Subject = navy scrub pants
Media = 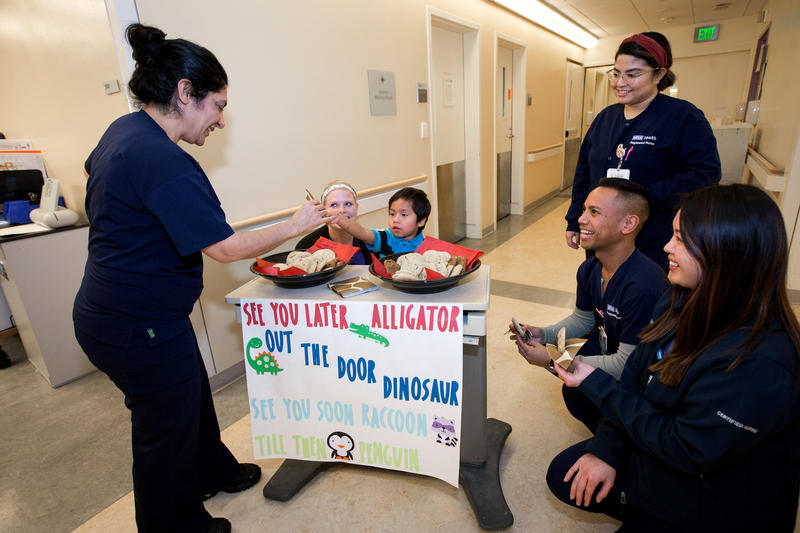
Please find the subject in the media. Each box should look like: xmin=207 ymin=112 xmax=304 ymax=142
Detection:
xmin=75 ymin=325 xmax=240 ymax=532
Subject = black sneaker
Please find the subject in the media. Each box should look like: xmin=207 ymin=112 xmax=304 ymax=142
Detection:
xmin=202 ymin=463 xmax=261 ymax=501
xmin=204 ymin=517 xmax=231 ymax=533
xmin=0 ymin=349 xmax=11 ymax=370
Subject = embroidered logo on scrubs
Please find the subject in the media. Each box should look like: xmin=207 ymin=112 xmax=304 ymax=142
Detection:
xmin=606 ymin=304 xmax=622 ymax=320
xmin=629 ymin=134 xmax=657 ymax=146
xmin=245 ymin=337 xmax=284 ymax=375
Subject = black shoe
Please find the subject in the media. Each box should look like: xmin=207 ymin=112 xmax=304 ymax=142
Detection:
xmin=204 ymin=517 xmax=231 ymax=533
xmin=202 ymin=463 xmax=261 ymax=501
xmin=0 ymin=349 xmax=11 ymax=370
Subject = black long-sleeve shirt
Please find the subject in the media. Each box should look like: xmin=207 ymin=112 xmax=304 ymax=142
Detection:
xmin=580 ymin=315 xmax=800 ymax=532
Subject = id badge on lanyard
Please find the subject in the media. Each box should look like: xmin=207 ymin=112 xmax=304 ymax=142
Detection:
xmin=607 ymin=143 xmax=633 ymax=179
xmin=595 ymin=306 xmax=608 ymax=355
xmin=599 ymin=324 xmax=608 ymax=355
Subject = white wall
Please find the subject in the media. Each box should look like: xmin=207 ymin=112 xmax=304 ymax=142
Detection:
xmin=584 ymin=15 xmax=763 ymax=67
xmin=135 ymin=0 xmax=434 ymax=223
xmin=0 ymin=0 xmax=130 ymax=214
xmin=671 ymin=50 xmax=750 ymax=122
xmin=747 ymin=0 xmax=800 ymax=291
xmin=582 ymin=16 xmax=764 ymax=122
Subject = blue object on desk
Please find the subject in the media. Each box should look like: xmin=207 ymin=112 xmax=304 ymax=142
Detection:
xmin=3 ymin=196 xmax=65 ymax=224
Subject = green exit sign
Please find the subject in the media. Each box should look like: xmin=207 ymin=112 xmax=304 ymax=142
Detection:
xmin=694 ymin=25 xmax=720 ymax=42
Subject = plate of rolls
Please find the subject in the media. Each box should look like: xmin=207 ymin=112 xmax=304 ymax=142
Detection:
xmin=369 ymin=250 xmax=481 ymax=293
xmin=250 ymin=249 xmax=348 ymax=288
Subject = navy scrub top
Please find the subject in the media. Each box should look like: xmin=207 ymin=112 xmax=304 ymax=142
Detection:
xmin=566 ymin=93 xmax=720 ymax=266
xmin=574 ymin=249 xmax=667 ymax=357
xmin=74 ymin=110 xmax=233 ymax=348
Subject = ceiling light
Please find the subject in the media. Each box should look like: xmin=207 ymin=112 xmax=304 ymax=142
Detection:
xmin=493 ymin=0 xmax=598 ymax=49
xmin=712 ymin=2 xmax=731 ymax=9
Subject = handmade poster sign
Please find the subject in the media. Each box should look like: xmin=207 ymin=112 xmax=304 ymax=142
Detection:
xmin=240 ymin=298 xmax=464 ymax=486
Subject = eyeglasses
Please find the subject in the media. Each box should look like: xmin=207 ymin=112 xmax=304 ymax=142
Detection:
xmin=605 ymin=68 xmax=661 ymax=83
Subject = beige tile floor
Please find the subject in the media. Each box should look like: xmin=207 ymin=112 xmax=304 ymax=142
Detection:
xmin=487 ymin=199 xmax=584 ymax=293
xmin=73 ymin=200 xmax=800 ymax=532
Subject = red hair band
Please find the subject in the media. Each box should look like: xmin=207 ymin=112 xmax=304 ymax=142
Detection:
xmin=621 ymin=34 xmax=668 ymax=69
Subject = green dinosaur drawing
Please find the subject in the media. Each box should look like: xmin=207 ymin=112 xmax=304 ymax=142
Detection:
xmin=246 ymin=337 xmax=284 ymax=375
xmin=348 ymin=323 xmax=390 ymax=347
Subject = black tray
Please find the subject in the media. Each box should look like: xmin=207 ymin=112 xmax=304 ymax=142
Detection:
xmin=250 ymin=250 xmax=347 ymax=289
xmin=369 ymin=252 xmax=481 ymax=294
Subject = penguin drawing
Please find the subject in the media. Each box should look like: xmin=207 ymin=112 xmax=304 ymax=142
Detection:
xmin=326 ymin=431 xmax=355 ymax=461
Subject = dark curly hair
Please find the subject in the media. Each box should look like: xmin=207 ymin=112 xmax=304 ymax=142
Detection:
xmin=126 ymin=23 xmax=227 ymax=113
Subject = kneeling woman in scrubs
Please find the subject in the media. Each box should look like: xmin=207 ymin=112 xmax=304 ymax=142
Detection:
xmin=548 ymin=184 xmax=800 ymax=532
xmin=73 ymin=24 xmax=331 ymax=533
xmin=297 ymin=180 xmax=371 ymax=264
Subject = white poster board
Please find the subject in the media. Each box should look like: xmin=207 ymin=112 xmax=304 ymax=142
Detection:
xmin=241 ymin=298 xmax=464 ymax=486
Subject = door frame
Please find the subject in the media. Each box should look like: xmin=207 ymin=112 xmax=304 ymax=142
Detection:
xmin=561 ymin=57 xmax=585 ymax=191
xmin=495 ymin=33 xmax=527 ymax=219
xmin=104 ymin=0 xmax=140 ymax=112
xmin=426 ymin=7 xmax=481 ymax=239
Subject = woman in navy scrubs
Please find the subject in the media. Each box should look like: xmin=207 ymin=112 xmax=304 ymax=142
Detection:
xmin=565 ymin=32 xmax=720 ymax=268
xmin=73 ymin=24 xmax=331 ymax=533
xmin=549 ymin=184 xmax=800 ymax=532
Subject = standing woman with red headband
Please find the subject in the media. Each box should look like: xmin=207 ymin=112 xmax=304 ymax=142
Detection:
xmin=564 ymin=32 xmax=720 ymax=268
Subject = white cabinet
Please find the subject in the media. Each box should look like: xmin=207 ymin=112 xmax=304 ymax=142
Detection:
xmin=0 ymin=226 xmax=95 ymax=386
xmin=712 ymin=122 xmax=753 ymax=185
xmin=0 ymin=225 xmax=218 ymax=387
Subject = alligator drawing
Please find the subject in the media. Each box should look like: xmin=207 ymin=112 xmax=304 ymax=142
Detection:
xmin=245 ymin=337 xmax=284 ymax=375
xmin=348 ymin=323 xmax=390 ymax=347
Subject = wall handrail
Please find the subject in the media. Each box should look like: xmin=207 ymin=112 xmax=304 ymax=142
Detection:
xmin=747 ymin=146 xmax=784 ymax=174
xmin=530 ymin=142 xmax=563 ymax=153
xmin=745 ymin=146 xmax=785 ymax=193
xmin=230 ymin=174 xmax=428 ymax=230
xmin=527 ymin=143 xmax=563 ymax=163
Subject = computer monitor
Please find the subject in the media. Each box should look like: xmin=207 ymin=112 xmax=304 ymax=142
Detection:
xmin=0 ymin=169 xmax=45 ymax=203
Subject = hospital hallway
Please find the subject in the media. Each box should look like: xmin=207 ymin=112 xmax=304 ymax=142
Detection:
xmin=2 ymin=191 xmax=799 ymax=532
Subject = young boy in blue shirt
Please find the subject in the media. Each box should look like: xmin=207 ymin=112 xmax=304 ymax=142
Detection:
xmin=335 ymin=187 xmax=431 ymax=258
